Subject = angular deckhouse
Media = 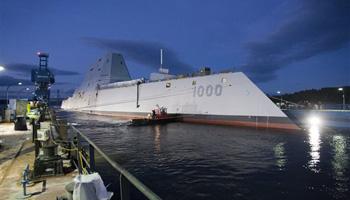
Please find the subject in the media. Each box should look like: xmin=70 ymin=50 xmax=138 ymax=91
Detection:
xmin=62 ymin=53 xmax=300 ymax=131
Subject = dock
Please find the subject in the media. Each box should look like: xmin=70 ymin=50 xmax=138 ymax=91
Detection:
xmin=0 ymin=122 xmax=76 ymax=199
xmin=0 ymin=51 xmax=161 ymax=199
xmin=0 ymin=111 xmax=162 ymax=200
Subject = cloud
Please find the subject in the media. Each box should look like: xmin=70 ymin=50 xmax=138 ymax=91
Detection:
xmin=0 ymin=75 xmax=32 ymax=86
xmin=0 ymin=75 xmax=70 ymax=86
xmin=243 ymin=0 xmax=350 ymax=82
xmin=82 ymin=37 xmax=193 ymax=74
xmin=4 ymin=63 xmax=80 ymax=76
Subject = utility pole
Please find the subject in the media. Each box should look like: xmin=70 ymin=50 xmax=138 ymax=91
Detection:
xmin=277 ymin=91 xmax=282 ymax=108
xmin=338 ymin=88 xmax=345 ymax=110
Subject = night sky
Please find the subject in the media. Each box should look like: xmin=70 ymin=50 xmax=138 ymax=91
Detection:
xmin=0 ymin=0 xmax=349 ymax=97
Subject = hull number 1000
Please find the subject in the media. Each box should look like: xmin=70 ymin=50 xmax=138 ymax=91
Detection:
xmin=193 ymin=85 xmax=223 ymax=97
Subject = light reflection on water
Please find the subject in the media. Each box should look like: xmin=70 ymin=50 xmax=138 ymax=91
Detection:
xmin=58 ymin=110 xmax=350 ymax=200
xmin=274 ymin=142 xmax=286 ymax=170
xmin=331 ymin=134 xmax=349 ymax=197
xmin=308 ymin=125 xmax=321 ymax=172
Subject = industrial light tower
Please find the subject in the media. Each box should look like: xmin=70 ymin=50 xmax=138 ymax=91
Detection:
xmin=31 ymin=52 xmax=55 ymax=103
xmin=338 ymin=88 xmax=345 ymax=110
xmin=277 ymin=91 xmax=282 ymax=108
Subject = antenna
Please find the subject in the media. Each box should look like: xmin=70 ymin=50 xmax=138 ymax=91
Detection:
xmin=160 ymin=49 xmax=163 ymax=70
xmin=158 ymin=49 xmax=169 ymax=74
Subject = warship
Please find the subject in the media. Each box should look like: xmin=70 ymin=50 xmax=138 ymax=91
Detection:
xmin=62 ymin=52 xmax=299 ymax=131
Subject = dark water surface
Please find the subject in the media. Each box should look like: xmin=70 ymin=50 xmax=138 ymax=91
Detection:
xmin=57 ymin=111 xmax=350 ymax=200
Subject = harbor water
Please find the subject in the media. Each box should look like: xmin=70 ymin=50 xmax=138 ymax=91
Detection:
xmin=57 ymin=110 xmax=350 ymax=200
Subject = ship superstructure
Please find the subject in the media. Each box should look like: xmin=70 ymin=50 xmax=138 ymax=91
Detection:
xmin=62 ymin=53 xmax=299 ymax=131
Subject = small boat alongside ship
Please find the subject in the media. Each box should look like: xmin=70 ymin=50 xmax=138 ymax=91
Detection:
xmin=130 ymin=106 xmax=182 ymax=126
xmin=62 ymin=52 xmax=300 ymax=131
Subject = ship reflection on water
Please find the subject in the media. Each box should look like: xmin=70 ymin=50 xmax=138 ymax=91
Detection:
xmin=58 ymin=110 xmax=350 ymax=200
xmin=153 ymin=125 xmax=161 ymax=153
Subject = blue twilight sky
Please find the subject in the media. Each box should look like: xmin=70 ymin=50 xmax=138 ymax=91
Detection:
xmin=0 ymin=0 xmax=349 ymax=96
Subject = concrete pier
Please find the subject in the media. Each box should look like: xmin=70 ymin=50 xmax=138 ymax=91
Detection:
xmin=0 ymin=122 xmax=76 ymax=199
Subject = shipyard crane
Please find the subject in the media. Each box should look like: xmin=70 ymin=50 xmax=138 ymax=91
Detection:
xmin=31 ymin=52 xmax=55 ymax=103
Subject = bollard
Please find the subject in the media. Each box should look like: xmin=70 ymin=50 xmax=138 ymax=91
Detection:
xmin=57 ymin=119 xmax=68 ymax=140
xmin=14 ymin=116 xmax=28 ymax=131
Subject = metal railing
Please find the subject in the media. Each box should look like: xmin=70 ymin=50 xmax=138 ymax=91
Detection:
xmin=70 ymin=125 xmax=162 ymax=200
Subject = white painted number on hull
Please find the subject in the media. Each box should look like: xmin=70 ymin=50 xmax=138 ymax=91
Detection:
xmin=193 ymin=84 xmax=222 ymax=97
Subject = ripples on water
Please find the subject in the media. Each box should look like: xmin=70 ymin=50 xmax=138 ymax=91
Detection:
xmin=58 ymin=111 xmax=350 ymax=200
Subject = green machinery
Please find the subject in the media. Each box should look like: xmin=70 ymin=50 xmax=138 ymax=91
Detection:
xmin=29 ymin=52 xmax=63 ymax=177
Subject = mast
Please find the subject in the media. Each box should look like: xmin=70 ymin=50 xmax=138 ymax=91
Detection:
xmin=160 ymin=49 xmax=163 ymax=70
xmin=159 ymin=49 xmax=169 ymax=74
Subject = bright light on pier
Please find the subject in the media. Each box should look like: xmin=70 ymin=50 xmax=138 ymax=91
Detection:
xmin=307 ymin=115 xmax=322 ymax=127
